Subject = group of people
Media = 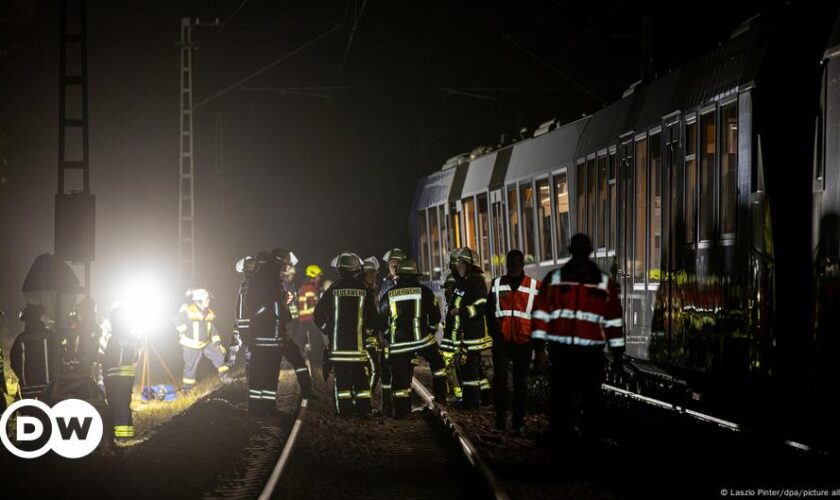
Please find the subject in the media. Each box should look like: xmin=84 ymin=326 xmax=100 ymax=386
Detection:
xmin=1 ymin=299 xmax=140 ymax=441
xmin=1 ymin=231 xmax=625 ymax=448
xmin=228 ymin=232 xmax=625 ymax=447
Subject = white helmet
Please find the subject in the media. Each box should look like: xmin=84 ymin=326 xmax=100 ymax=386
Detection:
xmin=188 ymin=288 xmax=210 ymax=302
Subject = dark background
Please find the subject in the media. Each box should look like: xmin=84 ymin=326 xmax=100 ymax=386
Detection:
xmin=0 ymin=0 xmax=778 ymax=333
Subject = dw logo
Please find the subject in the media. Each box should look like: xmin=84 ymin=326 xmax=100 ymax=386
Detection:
xmin=0 ymin=399 xmax=103 ymax=459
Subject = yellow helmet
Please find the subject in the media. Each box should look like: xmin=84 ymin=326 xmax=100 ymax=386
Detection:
xmin=306 ymin=264 xmax=323 ymax=278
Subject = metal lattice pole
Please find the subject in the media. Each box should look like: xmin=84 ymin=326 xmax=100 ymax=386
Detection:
xmin=178 ymin=17 xmax=196 ymax=286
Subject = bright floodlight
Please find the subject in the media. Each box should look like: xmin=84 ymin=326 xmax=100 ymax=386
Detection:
xmin=115 ymin=274 xmax=167 ymax=337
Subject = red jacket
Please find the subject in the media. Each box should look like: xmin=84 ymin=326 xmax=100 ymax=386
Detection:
xmin=487 ymin=275 xmax=541 ymax=344
xmin=531 ymin=261 xmax=624 ymax=349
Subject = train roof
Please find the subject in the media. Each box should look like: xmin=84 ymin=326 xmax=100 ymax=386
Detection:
xmin=415 ymin=12 xmax=774 ymax=207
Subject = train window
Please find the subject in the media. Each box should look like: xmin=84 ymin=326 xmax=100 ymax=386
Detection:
xmin=507 ymin=186 xmax=519 ymax=250
xmin=418 ymin=209 xmax=429 ymax=278
xmin=477 ymin=193 xmax=490 ymax=272
xmin=634 ymin=137 xmax=648 ymax=283
xmin=536 ymin=178 xmax=553 ymax=261
xmin=587 ymin=159 xmax=596 ymax=242
xmin=608 ymin=152 xmax=617 ymax=252
xmin=520 ymin=183 xmax=536 ymax=264
xmin=490 ymin=194 xmax=506 ymax=275
xmin=699 ymin=111 xmax=716 ymax=241
xmin=576 ymin=161 xmax=586 ymax=234
xmin=554 ymin=172 xmax=571 ymax=258
xmin=439 ymin=205 xmax=449 ymax=261
xmin=720 ymin=103 xmax=737 ymax=237
xmin=429 ymin=207 xmax=442 ymax=280
xmin=598 ymin=156 xmax=608 ymax=251
xmin=463 ymin=197 xmax=477 ymax=252
xmin=685 ymin=120 xmax=697 ymax=244
xmin=649 ymin=133 xmax=662 ymax=283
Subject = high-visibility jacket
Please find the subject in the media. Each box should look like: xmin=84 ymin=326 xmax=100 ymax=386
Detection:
xmin=379 ymin=277 xmax=441 ymax=355
xmin=101 ymin=328 xmax=140 ymax=378
xmin=442 ymin=273 xmax=492 ymax=353
xmin=297 ymin=280 xmax=319 ymax=321
xmin=314 ymin=275 xmax=380 ymax=362
xmin=487 ymin=274 xmax=542 ymax=344
xmin=173 ymin=303 xmax=220 ymax=349
xmin=531 ymin=259 xmax=624 ymax=349
xmin=10 ymin=327 xmax=62 ymax=399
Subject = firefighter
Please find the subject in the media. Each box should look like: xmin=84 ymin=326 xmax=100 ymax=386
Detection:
xmin=359 ymin=256 xmax=387 ymax=413
xmin=379 ymin=259 xmax=446 ymax=418
xmin=532 ymin=233 xmax=625 ymax=445
xmin=440 ymin=270 xmax=463 ymax=403
xmin=378 ymin=247 xmax=407 ymax=303
xmin=298 ymin=264 xmax=324 ymax=367
xmin=486 ymin=249 xmax=541 ymax=435
xmin=173 ymin=288 xmax=231 ymax=392
xmin=244 ymin=249 xmax=313 ymax=415
xmin=281 ymin=262 xmax=303 ymax=355
xmin=229 ymin=256 xmax=258 ymax=368
xmin=101 ymin=303 xmax=140 ymax=441
xmin=10 ymin=304 xmax=62 ymax=400
xmin=445 ymin=248 xmax=493 ymax=409
xmin=314 ymin=253 xmax=380 ymax=417
xmin=65 ymin=298 xmax=102 ymax=377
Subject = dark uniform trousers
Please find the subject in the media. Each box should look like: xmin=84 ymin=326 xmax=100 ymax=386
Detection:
xmin=333 ymin=362 xmax=371 ymax=416
xmin=549 ymin=344 xmax=604 ymax=440
xmin=389 ymin=344 xmax=447 ymax=418
xmin=491 ymin=341 xmax=532 ymax=429
xmin=105 ymin=374 xmax=135 ymax=439
xmin=248 ymin=344 xmax=312 ymax=415
xmin=380 ymin=348 xmax=393 ymax=416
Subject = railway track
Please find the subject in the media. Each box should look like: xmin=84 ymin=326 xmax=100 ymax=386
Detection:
xmin=259 ymin=376 xmax=507 ymax=500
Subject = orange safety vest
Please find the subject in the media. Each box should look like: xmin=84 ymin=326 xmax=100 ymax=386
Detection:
xmin=491 ymin=275 xmax=541 ymax=344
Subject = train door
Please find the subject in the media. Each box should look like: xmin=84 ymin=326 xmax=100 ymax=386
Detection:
xmin=490 ymin=189 xmax=507 ymax=277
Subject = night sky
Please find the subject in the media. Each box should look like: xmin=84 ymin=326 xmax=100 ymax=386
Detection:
xmin=0 ymin=0 xmax=777 ymax=332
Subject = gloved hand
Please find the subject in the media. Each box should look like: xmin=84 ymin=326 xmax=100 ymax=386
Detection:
xmin=217 ymin=343 xmax=227 ymax=356
xmin=441 ymin=350 xmax=454 ymax=368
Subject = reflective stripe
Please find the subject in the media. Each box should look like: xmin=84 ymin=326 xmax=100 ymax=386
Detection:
xmin=393 ymin=389 xmax=411 ymax=398
xmin=355 ymin=390 xmax=372 ymax=399
xmin=389 ymin=334 xmax=436 ymax=354
xmin=432 ymin=369 xmax=447 ymax=377
xmin=543 ymin=335 xmax=606 ymax=346
xmin=389 ymin=293 xmax=422 ymax=302
xmin=479 ymin=379 xmax=491 ymax=390
xmin=494 ymin=309 xmax=533 ymax=319
xmin=337 ymin=390 xmax=353 ymax=399
xmin=295 ymin=367 xmax=309 ymax=373
xmin=183 ymin=377 xmax=196 ymax=385
xmin=532 ymin=330 xmax=547 ymax=340
xmin=211 ymin=335 xmax=221 ymax=343
xmin=609 ymin=337 xmax=626 ymax=347
xmin=541 ymin=308 xmax=604 ymax=324
xmin=217 ymin=365 xmax=230 ymax=373
xmin=604 ymin=318 xmax=624 ymax=328
xmin=462 ymin=380 xmax=481 ymax=386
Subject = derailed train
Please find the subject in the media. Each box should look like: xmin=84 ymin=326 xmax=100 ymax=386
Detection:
xmin=410 ymin=4 xmax=840 ymax=445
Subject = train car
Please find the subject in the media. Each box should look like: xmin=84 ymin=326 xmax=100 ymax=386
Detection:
xmin=410 ymin=4 xmax=840 ymax=445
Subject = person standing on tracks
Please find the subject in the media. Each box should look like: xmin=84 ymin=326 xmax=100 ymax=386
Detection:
xmin=440 ymin=249 xmax=464 ymax=402
xmin=531 ymin=233 xmax=625 ymax=446
xmin=244 ymin=249 xmax=314 ymax=415
xmin=314 ymin=253 xmax=380 ymax=417
xmin=443 ymin=248 xmax=493 ymax=410
xmin=173 ymin=288 xmax=231 ymax=393
xmin=379 ymin=258 xmax=447 ymax=418
xmin=298 ymin=264 xmax=324 ymax=368
xmin=10 ymin=304 xmax=62 ymax=400
xmin=486 ymin=249 xmax=541 ymax=435
xmin=101 ymin=303 xmax=140 ymax=441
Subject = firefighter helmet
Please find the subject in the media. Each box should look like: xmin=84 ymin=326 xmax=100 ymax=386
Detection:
xmin=306 ymin=264 xmax=323 ymax=278
xmin=396 ymin=258 xmax=422 ymax=277
xmin=188 ymin=288 xmax=211 ymax=303
xmin=19 ymin=303 xmax=46 ymax=323
xmin=443 ymin=272 xmax=457 ymax=289
xmin=456 ymin=247 xmax=480 ymax=267
xmin=362 ymin=256 xmax=380 ymax=273
xmin=271 ymin=248 xmax=299 ymax=267
xmin=382 ymin=248 xmax=407 ymax=263
xmin=334 ymin=252 xmax=363 ymax=272
xmin=235 ymin=255 xmax=257 ymax=274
